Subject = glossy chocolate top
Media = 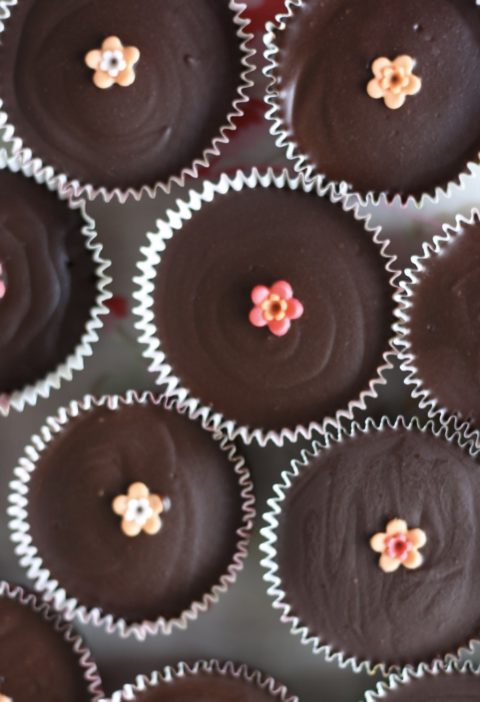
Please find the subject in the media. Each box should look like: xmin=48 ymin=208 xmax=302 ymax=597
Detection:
xmin=408 ymin=219 xmax=480 ymax=426
xmin=27 ymin=402 xmax=246 ymax=622
xmin=276 ymin=426 xmax=480 ymax=668
xmin=0 ymin=169 xmax=96 ymax=394
xmin=152 ymin=186 xmax=393 ymax=432
xmin=276 ymin=0 xmax=480 ymax=200
xmin=0 ymin=0 xmax=242 ymax=190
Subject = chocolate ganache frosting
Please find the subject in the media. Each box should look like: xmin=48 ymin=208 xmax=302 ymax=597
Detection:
xmin=27 ymin=401 xmax=246 ymax=623
xmin=0 ymin=586 xmax=93 ymax=701
xmin=125 ymin=671 xmax=287 ymax=702
xmin=275 ymin=0 xmax=480 ymax=200
xmin=152 ymin=185 xmax=393 ymax=432
xmin=379 ymin=670 xmax=480 ymax=702
xmin=0 ymin=169 xmax=96 ymax=394
xmin=276 ymin=425 xmax=480 ymax=668
xmin=408 ymin=217 xmax=480 ymax=426
xmin=0 ymin=0 xmax=243 ymax=191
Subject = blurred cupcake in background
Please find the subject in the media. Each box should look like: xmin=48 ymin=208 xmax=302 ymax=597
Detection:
xmin=396 ymin=208 xmax=480 ymax=429
xmin=264 ymin=0 xmax=480 ymax=204
xmin=0 ymin=152 xmax=110 ymax=416
xmin=0 ymin=581 xmax=103 ymax=701
xmin=0 ymin=0 xmax=254 ymax=201
xmin=364 ymin=662 xmax=480 ymax=701
xmin=106 ymin=660 xmax=298 ymax=702
xmin=8 ymin=392 xmax=255 ymax=639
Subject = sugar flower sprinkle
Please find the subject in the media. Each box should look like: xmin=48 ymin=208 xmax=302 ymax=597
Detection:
xmin=367 ymin=55 xmax=422 ymax=110
xmin=112 ymin=482 xmax=170 ymax=537
xmin=370 ymin=518 xmax=427 ymax=573
xmin=249 ymin=281 xmax=304 ymax=337
xmin=85 ymin=36 xmax=140 ymax=89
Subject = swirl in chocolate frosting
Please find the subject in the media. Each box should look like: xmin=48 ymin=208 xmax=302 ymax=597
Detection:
xmin=152 ymin=186 xmax=393 ymax=431
xmin=0 ymin=0 xmax=243 ymax=190
xmin=0 ymin=170 xmax=96 ymax=394
xmin=276 ymin=426 xmax=480 ymax=668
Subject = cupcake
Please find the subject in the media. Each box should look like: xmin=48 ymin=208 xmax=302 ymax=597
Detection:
xmin=0 ymin=152 xmax=110 ymax=415
xmin=364 ymin=663 xmax=480 ymax=701
xmin=8 ymin=392 xmax=255 ymax=639
xmin=0 ymin=0 xmax=254 ymax=201
xmin=134 ymin=169 xmax=398 ymax=446
xmin=261 ymin=416 xmax=480 ymax=673
xmin=0 ymin=580 xmax=103 ymax=701
xmin=396 ymin=209 xmax=480 ymax=428
xmin=265 ymin=0 xmax=480 ymax=204
xmin=107 ymin=660 xmax=297 ymax=702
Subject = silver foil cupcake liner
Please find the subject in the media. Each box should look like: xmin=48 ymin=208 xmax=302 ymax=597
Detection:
xmin=0 ymin=580 xmax=104 ymax=701
xmin=260 ymin=414 xmax=480 ymax=675
xmin=104 ymin=659 xmax=298 ymax=702
xmin=7 ymin=390 xmax=255 ymax=641
xmin=0 ymin=149 xmax=112 ymax=417
xmin=263 ymin=0 xmax=479 ymax=209
xmin=364 ymin=661 xmax=480 ymax=700
xmin=133 ymin=166 xmax=400 ymax=447
xmin=0 ymin=1 xmax=255 ymax=203
xmin=394 ymin=208 xmax=479 ymax=425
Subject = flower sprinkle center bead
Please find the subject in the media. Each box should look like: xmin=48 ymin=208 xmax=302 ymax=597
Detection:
xmin=370 ymin=518 xmax=427 ymax=573
xmin=367 ymin=55 xmax=422 ymax=110
xmin=112 ymin=482 xmax=171 ymax=537
xmin=0 ymin=263 xmax=6 ymax=300
xmin=249 ymin=281 xmax=304 ymax=337
xmin=85 ymin=36 xmax=140 ymax=89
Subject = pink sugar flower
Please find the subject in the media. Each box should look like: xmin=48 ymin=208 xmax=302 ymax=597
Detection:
xmin=249 ymin=281 xmax=304 ymax=337
xmin=0 ymin=263 xmax=6 ymax=300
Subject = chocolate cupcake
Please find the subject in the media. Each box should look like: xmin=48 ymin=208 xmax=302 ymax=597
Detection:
xmin=0 ymin=581 xmax=103 ymax=701
xmin=364 ymin=663 xmax=480 ymax=701
xmin=265 ymin=0 xmax=480 ymax=203
xmin=107 ymin=660 xmax=297 ymax=702
xmin=261 ymin=416 xmax=480 ymax=672
xmin=396 ymin=209 xmax=480 ymax=428
xmin=0 ymin=0 xmax=254 ymax=201
xmin=134 ymin=169 xmax=398 ymax=446
xmin=8 ymin=392 xmax=255 ymax=639
xmin=0 ymin=152 xmax=110 ymax=415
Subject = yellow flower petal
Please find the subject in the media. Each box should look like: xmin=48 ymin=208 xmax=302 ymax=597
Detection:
xmin=372 ymin=57 xmax=392 ymax=77
xmin=384 ymin=93 xmax=406 ymax=110
xmin=93 ymin=71 xmax=115 ymax=90
xmin=386 ymin=518 xmax=408 ymax=534
xmin=85 ymin=49 xmax=102 ymax=70
xmin=102 ymin=36 xmax=123 ymax=51
xmin=394 ymin=55 xmax=414 ymax=74
xmin=379 ymin=553 xmax=401 ymax=573
xmin=370 ymin=532 xmax=387 ymax=553
xmin=122 ymin=518 xmax=142 ymax=537
xmin=367 ymin=79 xmax=384 ymax=99
xmin=406 ymin=74 xmax=422 ymax=96
xmin=128 ymin=482 xmax=150 ymax=499
xmin=144 ymin=515 xmax=162 ymax=535
xmin=112 ymin=495 xmax=128 ymax=516
xmin=404 ymin=549 xmax=423 ymax=570
xmin=117 ymin=68 xmax=136 ymax=87
xmin=407 ymin=528 xmax=427 ymax=548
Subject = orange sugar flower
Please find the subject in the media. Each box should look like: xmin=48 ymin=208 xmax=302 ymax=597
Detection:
xmin=85 ymin=36 xmax=140 ymax=89
xmin=367 ymin=55 xmax=422 ymax=110
xmin=370 ymin=518 xmax=427 ymax=573
xmin=112 ymin=482 xmax=171 ymax=538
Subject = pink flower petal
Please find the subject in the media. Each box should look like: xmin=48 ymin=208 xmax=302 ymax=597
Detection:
xmin=286 ymin=298 xmax=304 ymax=320
xmin=0 ymin=281 xmax=5 ymax=299
xmin=249 ymin=307 xmax=267 ymax=328
xmin=268 ymin=318 xmax=291 ymax=337
xmin=251 ymin=285 xmax=270 ymax=305
xmin=270 ymin=280 xmax=293 ymax=300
